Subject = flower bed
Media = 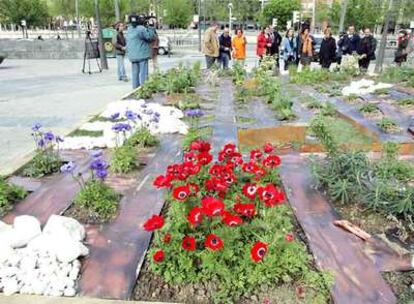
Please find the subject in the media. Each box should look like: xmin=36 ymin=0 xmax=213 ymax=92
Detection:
xmin=136 ymin=141 xmax=331 ymax=303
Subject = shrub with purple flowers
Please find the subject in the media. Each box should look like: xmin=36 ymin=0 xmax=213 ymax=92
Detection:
xmin=61 ymin=150 xmax=119 ymax=223
xmin=22 ymin=123 xmax=64 ymax=177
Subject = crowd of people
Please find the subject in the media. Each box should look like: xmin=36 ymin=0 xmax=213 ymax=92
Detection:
xmin=202 ymin=21 xmax=411 ymax=73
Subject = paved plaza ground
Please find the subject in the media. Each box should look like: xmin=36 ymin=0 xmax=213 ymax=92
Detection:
xmin=0 ymin=53 xmax=214 ymax=175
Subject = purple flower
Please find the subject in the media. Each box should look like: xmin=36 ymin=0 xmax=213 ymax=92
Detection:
xmin=151 ymin=116 xmax=160 ymax=123
xmin=95 ymin=168 xmax=108 ymax=180
xmin=44 ymin=132 xmax=55 ymax=141
xmin=37 ymin=139 xmax=45 ymax=148
xmin=112 ymin=123 xmax=132 ymax=133
xmin=110 ymin=112 xmax=120 ymax=120
xmin=60 ymin=161 xmax=76 ymax=174
xmin=185 ymin=109 xmax=204 ymax=118
xmin=141 ymin=103 xmax=147 ymax=108
xmin=55 ymin=136 xmax=64 ymax=143
xmin=154 ymin=112 xmax=161 ymax=118
xmin=90 ymin=158 xmax=107 ymax=170
xmin=31 ymin=123 xmax=42 ymax=131
xmin=125 ymin=110 xmax=138 ymax=121
xmin=90 ymin=149 xmax=103 ymax=158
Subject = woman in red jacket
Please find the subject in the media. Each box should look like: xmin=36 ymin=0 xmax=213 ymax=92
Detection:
xmin=257 ymin=27 xmax=270 ymax=62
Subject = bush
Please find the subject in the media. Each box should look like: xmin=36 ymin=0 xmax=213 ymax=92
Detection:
xmin=0 ymin=177 xmax=27 ymax=217
xmin=74 ymin=179 xmax=119 ymax=221
xmin=380 ymin=66 xmax=414 ymax=87
xmin=111 ymin=145 xmax=137 ymax=174
xmin=144 ymin=141 xmax=332 ymax=303
xmin=377 ymin=118 xmax=398 ymax=133
xmin=22 ymin=124 xmax=63 ymax=178
xmin=127 ymin=128 xmax=159 ymax=147
xmin=310 ymin=116 xmax=414 ymax=217
xmin=359 ymin=103 xmax=379 ymax=113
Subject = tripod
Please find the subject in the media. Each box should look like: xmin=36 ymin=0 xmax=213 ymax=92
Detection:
xmin=82 ymin=31 xmax=102 ymax=74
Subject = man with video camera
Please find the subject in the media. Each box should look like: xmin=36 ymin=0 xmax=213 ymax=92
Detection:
xmin=126 ymin=14 xmax=156 ymax=89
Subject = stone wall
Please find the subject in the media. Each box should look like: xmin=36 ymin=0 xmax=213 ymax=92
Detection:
xmin=0 ymin=39 xmax=85 ymax=59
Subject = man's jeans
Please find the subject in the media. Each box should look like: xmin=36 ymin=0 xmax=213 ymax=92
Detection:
xmin=131 ymin=60 xmax=149 ymax=89
xmin=205 ymin=56 xmax=217 ymax=69
xmin=116 ymin=54 xmax=126 ymax=80
xmin=220 ymin=53 xmax=230 ymax=69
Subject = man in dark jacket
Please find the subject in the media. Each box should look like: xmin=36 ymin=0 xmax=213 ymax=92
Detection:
xmin=219 ymin=27 xmax=232 ymax=69
xmin=357 ymin=28 xmax=377 ymax=71
xmin=319 ymin=28 xmax=337 ymax=69
xmin=267 ymin=25 xmax=282 ymax=69
xmin=112 ymin=22 xmax=128 ymax=81
xmin=338 ymin=25 xmax=360 ymax=55
xmin=126 ymin=14 xmax=156 ymax=89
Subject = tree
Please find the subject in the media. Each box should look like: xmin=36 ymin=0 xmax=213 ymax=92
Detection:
xmin=316 ymin=0 xmax=341 ymax=31
xmin=233 ymin=0 xmax=261 ymax=26
xmin=261 ymin=0 xmax=300 ymax=28
xmin=163 ymin=0 xmax=193 ymax=28
xmin=344 ymin=0 xmax=384 ymax=30
xmin=0 ymin=0 xmax=49 ymax=26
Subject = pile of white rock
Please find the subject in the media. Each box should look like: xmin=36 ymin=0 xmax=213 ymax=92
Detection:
xmin=0 ymin=215 xmax=89 ymax=297
xmin=61 ymin=99 xmax=189 ymax=150
xmin=342 ymin=79 xmax=393 ymax=96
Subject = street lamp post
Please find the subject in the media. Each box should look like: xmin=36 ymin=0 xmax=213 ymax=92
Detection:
xmin=375 ymin=0 xmax=394 ymax=73
xmin=114 ymin=0 xmax=120 ymax=22
xmin=198 ymin=0 xmax=202 ymax=52
xmin=228 ymin=3 xmax=233 ymax=30
xmin=94 ymin=0 xmax=108 ymax=70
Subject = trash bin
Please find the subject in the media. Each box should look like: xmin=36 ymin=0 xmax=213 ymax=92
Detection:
xmin=102 ymin=28 xmax=116 ymax=58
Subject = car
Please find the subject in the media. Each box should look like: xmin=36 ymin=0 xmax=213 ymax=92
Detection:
xmin=158 ymin=36 xmax=171 ymax=55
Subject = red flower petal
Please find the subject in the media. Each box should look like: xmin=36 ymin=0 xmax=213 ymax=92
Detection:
xmin=187 ymin=207 xmax=204 ymax=226
xmin=201 ymin=197 xmax=225 ymax=217
xmin=251 ymin=241 xmax=268 ymax=262
xmin=204 ymin=234 xmax=224 ymax=251
xmin=153 ymin=249 xmax=165 ymax=262
xmin=263 ymin=143 xmax=274 ymax=154
xmin=285 ymin=233 xmax=295 ymax=242
xmin=143 ymin=215 xmax=164 ymax=231
xmin=182 ymin=236 xmax=197 ymax=251
xmin=172 ymin=185 xmax=190 ymax=201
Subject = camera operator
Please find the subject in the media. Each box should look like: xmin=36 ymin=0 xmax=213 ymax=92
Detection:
xmin=126 ymin=14 xmax=156 ymax=89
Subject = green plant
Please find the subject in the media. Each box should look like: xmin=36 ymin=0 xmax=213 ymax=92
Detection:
xmin=22 ymin=125 xmax=63 ymax=178
xmin=396 ymin=97 xmax=414 ymax=107
xmin=74 ymin=179 xmax=119 ymax=222
xmin=344 ymin=94 xmax=359 ymax=103
xmin=359 ymin=103 xmax=379 ymax=113
xmin=111 ymin=145 xmax=137 ymax=174
xmin=320 ymin=102 xmax=337 ymax=117
xmin=377 ymin=118 xmax=398 ymax=133
xmin=182 ymin=127 xmax=213 ymax=150
xmin=127 ymin=128 xmax=159 ymax=147
xmin=69 ymin=129 xmax=104 ymax=137
xmin=374 ymin=88 xmax=390 ymax=95
xmin=306 ymin=99 xmax=323 ymax=110
xmin=380 ymin=66 xmax=414 ymax=87
xmin=0 ymin=177 xmax=27 ymax=217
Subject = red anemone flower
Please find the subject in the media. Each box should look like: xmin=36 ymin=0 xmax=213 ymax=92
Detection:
xmin=143 ymin=215 xmax=164 ymax=231
xmin=197 ymin=152 xmax=213 ymax=165
xmin=188 ymin=183 xmax=200 ymax=195
xmin=205 ymin=177 xmax=228 ymax=193
xmin=163 ymin=233 xmax=172 ymax=243
xmin=190 ymin=140 xmax=211 ymax=152
xmin=204 ymin=234 xmax=224 ymax=251
xmin=222 ymin=143 xmax=236 ymax=156
xmin=250 ymin=149 xmax=263 ymax=162
xmin=184 ymin=152 xmax=197 ymax=163
xmin=262 ymin=155 xmax=281 ymax=168
xmin=242 ymin=161 xmax=260 ymax=174
xmin=222 ymin=212 xmax=243 ymax=227
xmin=263 ymin=143 xmax=274 ymax=154
xmin=182 ymin=236 xmax=197 ymax=251
xmin=234 ymin=203 xmax=256 ymax=218
xmin=153 ymin=175 xmax=172 ymax=188
xmin=242 ymin=183 xmax=258 ymax=199
xmin=187 ymin=207 xmax=204 ymax=226
xmin=285 ymin=233 xmax=295 ymax=242
xmin=153 ymin=250 xmax=165 ymax=262
xmin=258 ymin=184 xmax=286 ymax=207
xmin=251 ymin=241 xmax=268 ymax=262
xmin=172 ymin=185 xmax=191 ymax=201
xmin=201 ymin=196 xmax=225 ymax=216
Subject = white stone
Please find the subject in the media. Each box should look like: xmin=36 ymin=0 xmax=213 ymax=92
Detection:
xmin=9 ymin=216 xmax=41 ymax=248
xmin=2 ymin=277 xmax=19 ymax=296
xmin=0 ymin=220 xmax=12 ymax=233
xmin=63 ymin=287 xmax=76 ymax=297
xmin=68 ymin=265 xmax=80 ymax=280
xmin=342 ymin=78 xmax=393 ymax=96
xmin=0 ymin=243 xmax=15 ymax=264
xmin=43 ymin=215 xmax=85 ymax=242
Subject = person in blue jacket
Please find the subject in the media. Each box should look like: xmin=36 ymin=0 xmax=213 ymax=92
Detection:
xmin=126 ymin=14 xmax=156 ymax=89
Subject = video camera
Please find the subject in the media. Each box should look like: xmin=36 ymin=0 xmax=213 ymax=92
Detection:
xmin=128 ymin=13 xmax=157 ymax=27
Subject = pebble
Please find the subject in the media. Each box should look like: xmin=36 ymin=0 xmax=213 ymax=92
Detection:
xmin=0 ymin=215 xmax=88 ymax=297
